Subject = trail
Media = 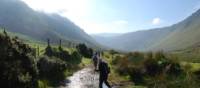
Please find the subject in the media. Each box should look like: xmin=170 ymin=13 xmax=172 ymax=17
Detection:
xmin=59 ymin=66 xmax=133 ymax=88
xmin=60 ymin=66 xmax=109 ymax=88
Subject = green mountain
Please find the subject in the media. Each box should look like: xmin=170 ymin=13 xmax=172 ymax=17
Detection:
xmin=92 ymin=9 xmax=200 ymax=51
xmin=0 ymin=0 xmax=98 ymax=47
xmin=150 ymin=9 xmax=200 ymax=51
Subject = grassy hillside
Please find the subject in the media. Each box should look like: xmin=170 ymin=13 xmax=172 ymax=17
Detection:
xmin=0 ymin=0 xmax=99 ymax=48
xmin=171 ymin=43 xmax=200 ymax=63
xmin=93 ymin=27 xmax=174 ymax=51
xmin=150 ymin=9 xmax=200 ymax=51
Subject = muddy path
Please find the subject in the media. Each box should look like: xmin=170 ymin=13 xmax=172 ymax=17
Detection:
xmin=59 ymin=65 xmax=134 ymax=88
xmin=60 ymin=66 xmax=109 ymax=88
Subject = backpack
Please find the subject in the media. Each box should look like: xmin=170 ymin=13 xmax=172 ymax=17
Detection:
xmin=103 ymin=62 xmax=110 ymax=74
xmin=93 ymin=55 xmax=98 ymax=62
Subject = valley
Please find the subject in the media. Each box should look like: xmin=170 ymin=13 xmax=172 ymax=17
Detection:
xmin=0 ymin=0 xmax=200 ymax=88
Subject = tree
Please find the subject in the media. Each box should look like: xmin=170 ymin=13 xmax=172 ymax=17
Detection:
xmin=76 ymin=43 xmax=93 ymax=58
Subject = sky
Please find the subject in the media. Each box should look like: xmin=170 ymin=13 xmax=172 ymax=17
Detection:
xmin=21 ymin=0 xmax=200 ymax=34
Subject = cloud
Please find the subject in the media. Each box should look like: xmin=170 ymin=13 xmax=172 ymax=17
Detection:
xmin=21 ymin=0 xmax=90 ymax=17
xmin=21 ymin=0 xmax=128 ymax=34
xmin=113 ymin=20 xmax=128 ymax=25
xmin=152 ymin=18 xmax=161 ymax=25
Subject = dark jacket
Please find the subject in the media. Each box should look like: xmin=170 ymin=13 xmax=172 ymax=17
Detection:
xmin=99 ymin=60 xmax=110 ymax=76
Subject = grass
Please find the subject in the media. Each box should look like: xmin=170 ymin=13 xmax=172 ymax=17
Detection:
xmin=78 ymin=57 xmax=92 ymax=68
xmin=189 ymin=63 xmax=200 ymax=72
xmin=38 ymin=80 xmax=49 ymax=88
xmin=181 ymin=61 xmax=200 ymax=72
xmin=64 ymin=69 xmax=74 ymax=77
xmin=0 ymin=28 xmax=43 ymax=44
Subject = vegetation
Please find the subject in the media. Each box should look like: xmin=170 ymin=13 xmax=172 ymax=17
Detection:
xmin=76 ymin=43 xmax=93 ymax=58
xmin=0 ymin=30 xmax=93 ymax=87
xmin=111 ymin=51 xmax=200 ymax=88
xmin=0 ymin=30 xmax=38 ymax=88
xmin=1 ymin=0 xmax=200 ymax=88
xmin=37 ymin=56 xmax=67 ymax=86
xmin=1 ymin=28 xmax=200 ymax=88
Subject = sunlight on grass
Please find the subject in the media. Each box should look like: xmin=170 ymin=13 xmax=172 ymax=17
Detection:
xmin=181 ymin=62 xmax=200 ymax=72
xmin=38 ymin=80 xmax=49 ymax=88
xmin=190 ymin=63 xmax=200 ymax=72
xmin=79 ymin=57 xmax=92 ymax=68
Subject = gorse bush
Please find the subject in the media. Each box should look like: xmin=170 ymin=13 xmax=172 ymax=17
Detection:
xmin=44 ymin=41 xmax=82 ymax=66
xmin=0 ymin=30 xmax=84 ymax=88
xmin=76 ymin=43 xmax=93 ymax=58
xmin=37 ymin=56 xmax=67 ymax=86
xmin=41 ymin=38 xmax=83 ymax=86
xmin=70 ymin=51 xmax=82 ymax=65
xmin=44 ymin=43 xmax=71 ymax=60
xmin=0 ymin=31 xmax=38 ymax=88
xmin=112 ymin=51 xmax=200 ymax=87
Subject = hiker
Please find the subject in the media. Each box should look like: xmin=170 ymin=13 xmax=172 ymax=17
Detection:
xmin=92 ymin=52 xmax=99 ymax=71
xmin=98 ymin=58 xmax=111 ymax=88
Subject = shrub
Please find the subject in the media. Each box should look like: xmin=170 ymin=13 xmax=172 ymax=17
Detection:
xmin=70 ymin=51 xmax=82 ymax=65
xmin=0 ymin=32 xmax=38 ymax=88
xmin=143 ymin=58 xmax=161 ymax=76
xmin=111 ymin=55 xmax=122 ymax=65
xmin=112 ymin=51 xmax=192 ymax=87
xmin=129 ymin=68 xmax=144 ymax=85
xmin=37 ymin=56 xmax=67 ymax=86
xmin=58 ymin=49 xmax=71 ymax=62
xmin=44 ymin=44 xmax=71 ymax=62
xmin=76 ymin=43 xmax=93 ymax=58
xmin=166 ymin=63 xmax=182 ymax=76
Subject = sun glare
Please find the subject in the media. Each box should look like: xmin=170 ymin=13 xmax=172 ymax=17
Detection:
xmin=22 ymin=0 xmax=89 ymax=15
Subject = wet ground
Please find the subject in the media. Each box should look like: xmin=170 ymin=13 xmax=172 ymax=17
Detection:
xmin=60 ymin=67 xmax=109 ymax=88
xmin=58 ymin=66 xmax=136 ymax=88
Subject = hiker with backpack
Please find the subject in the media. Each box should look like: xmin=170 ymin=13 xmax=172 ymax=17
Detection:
xmin=92 ymin=52 xmax=99 ymax=71
xmin=98 ymin=58 xmax=111 ymax=88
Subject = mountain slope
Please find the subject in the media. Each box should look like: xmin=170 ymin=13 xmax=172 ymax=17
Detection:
xmin=93 ymin=9 xmax=200 ymax=51
xmin=93 ymin=27 xmax=174 ymax=51
xmin=150 ymin=9 xmax=200 ymax=51
xmin=91 ymin=33 xmax=122 ymax=37
xmin=0 ymin=0 xmax=98 ymax=47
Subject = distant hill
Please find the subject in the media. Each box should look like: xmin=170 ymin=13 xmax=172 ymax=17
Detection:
xmin=91 ymin=33 xmax=122 ymax=37
xmin=92 ymin=9 xmax=200 ymax=51
xmin=91 ymin=33 xmax=122 ymax=48
xmin=0 ymin=0 xmax=99 ymax=47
